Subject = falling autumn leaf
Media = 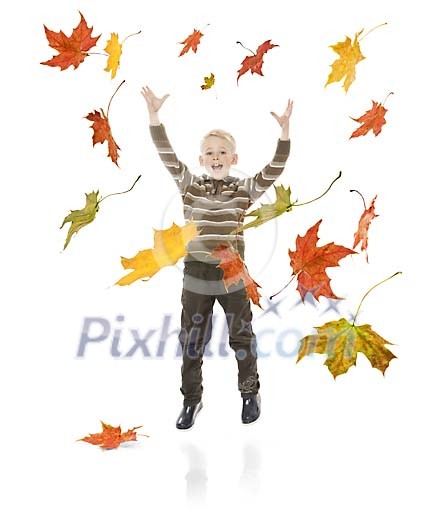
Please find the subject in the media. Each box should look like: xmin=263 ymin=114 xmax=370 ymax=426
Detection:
xmin=236 ymin=184 xmax=295 ymax=232
xmin=201 ymin=73 xmax=215 ymax=90
xmin=237 ymin=39 xmax=278 ymax=83
xmin=325 ymin=29 xmax=365 ymax=92
xmin=296 ymin=271 xmax=400 ymax=378
xmin=60 ymin=190 xmax=99 ymax=249
xmin=85 ymin=81 xmax=125 ymax=165
xmin=350 ymin=99 xmax=390 ymax=138
xmin=41 ymin=12 xmax=101 ymax=71
xmin=104 ymin=33 xmax=122 ymax=79
xmin=85 ymin=108 xmax=121 ymax=165
xmin=116 ymin=222 xmax=200 ymax=285
xmin=297 ymin=318 xmax=396 ymax=378
xmin=211 ymin=243 xmax=262 ymax=308
xmin=104 ymin=30 xmax=141 ymax=79
xmin=78 ymin=421 xmax=147 ymax=449
xmin=179 ymin=28 xmax=204 ymax=56
xmin=60 ymin=175 xmax=141 ymax=250
xmin=289 ymin=219 xmax=356 ymax=301
xmin=352 ymin=193 xmax=379 ymax=262
xmin=234 ymin=172 xmax=342 ymax=235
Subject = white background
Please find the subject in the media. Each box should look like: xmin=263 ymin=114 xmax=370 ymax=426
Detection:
xmin=1 ymin=0 xmax=431 ymax=523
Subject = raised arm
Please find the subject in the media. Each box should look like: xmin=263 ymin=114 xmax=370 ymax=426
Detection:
xmin=246 ymin=99 xmax=293 ymax=203
xmin=141 ymin=86 xmax=190 ymax=190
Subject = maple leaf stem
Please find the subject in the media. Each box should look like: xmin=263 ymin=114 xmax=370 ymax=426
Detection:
xmin=382 ymin=91 xmax=394 ymax=106
xmin=121 ymin=29 xmax=142 ymax=45
xmin=293 ymin=171 xmax=342 ymax=208
xmin=98 ymin=175 xmax=142 ymax=204
xmin=107 ymin=79 xmax=126 ymax=118
xmin=352 ymin=271 xmax=402 ymax=326
xmin=350 ymin=189 xmax=366 ymax=210
xmin=236 ymin=41 xmax=255 ymax=56
xmin=136 ymin=433 xmax=150 ymax=437
xmin=269 ymin=274 xmax=296 ymax=300
xmin=358 ymin=22 xmax=388 ymax=42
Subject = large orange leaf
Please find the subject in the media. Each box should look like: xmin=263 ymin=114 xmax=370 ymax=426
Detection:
xmin=78 ymin=421 xmax=147 ymax=449
xmin=325 ymin=29 xmax=365 ymax=92
xmin=237 ymin=40 xmax=278 ymax=83
xmin=297 ymin=318 xmax=396 ymax=378
xmin=178 ymin=29 xmax=204 ymax=56
xmin=350 ymin=100 xmax=388 ymax=138
xmin=85 ymin=108 xmax=120 ymax=166
xmin=353 ymin=195 xmax=379 ymax=261
xmin=41 ymin=12 xmax=101 ymax=71
xmin=116 ymin=222 xmax=200 ymax=285
xmin=289 ymin=220 xmax=356 ymax=301
xmin=211 ymin=244 xmax=262 ymax=308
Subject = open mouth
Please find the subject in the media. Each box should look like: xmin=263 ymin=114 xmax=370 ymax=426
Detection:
xmin=212 ymin=164 xmax=223 ymax=171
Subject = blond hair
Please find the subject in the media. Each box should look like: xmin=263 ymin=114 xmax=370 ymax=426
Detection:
xmin=200 ymin=129 xmax=236 ymax=153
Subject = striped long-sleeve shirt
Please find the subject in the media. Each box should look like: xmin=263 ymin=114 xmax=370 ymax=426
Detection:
xmin=150 ymin=124 xmax=291 ymax=263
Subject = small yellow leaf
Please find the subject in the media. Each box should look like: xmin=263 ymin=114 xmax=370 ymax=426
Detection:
xmin=104 ymin=33 xmax=122 ymax=79
xmin=201 ymin=73 xmax=215 ymax=90
xmin=116 ymin=222 xmax=200 ymax=285
xmin=325 ymin=30 xmax=365 ymax=92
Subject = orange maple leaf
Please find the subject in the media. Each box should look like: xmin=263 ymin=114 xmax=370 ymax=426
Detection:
xmin=41 ymin=12 xmax=101 ymax=71
xmin=350 ymin=100 xmax=389 ymax=138
xmin=353 ymin=195 xmax=379 ymax=262
xmin=289 ymin=220 xmax=356 ymax=301
xmin=116 ymin=222 xmax=200 ymax=286
xmin=211 ymin=244 xmax=262 ymax=308
xmin=178 ymin=29 xmax=204 ymax=56
xmin=78 ymin=421 xmax=146 ymax=449
xmin=237 ymin=40 xmax=278 ymax=83
xmin=85 ymin=108 xmax=120 ymax=166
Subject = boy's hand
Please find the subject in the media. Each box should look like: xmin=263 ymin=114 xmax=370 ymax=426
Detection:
xmin=141 ymin=86 xmax=170 ymax=125
xmin=270 ymin=99 xmax=293 ymax=140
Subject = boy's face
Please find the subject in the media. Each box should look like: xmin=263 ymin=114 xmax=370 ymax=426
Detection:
xmin=199 ymin=136 xmax=238 ymax=180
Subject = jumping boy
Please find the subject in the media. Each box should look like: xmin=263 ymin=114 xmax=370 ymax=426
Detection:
xmin=141 ymin=86 xmax=293 ymax=429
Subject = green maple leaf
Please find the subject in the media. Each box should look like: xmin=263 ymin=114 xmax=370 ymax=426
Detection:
xmin=236 ymin=184 xmax=295 ymax=233
xmin=60 ymin=191 xmax=100 ymax=249
xmin=297 ymin=318 xmax=396 ymax=378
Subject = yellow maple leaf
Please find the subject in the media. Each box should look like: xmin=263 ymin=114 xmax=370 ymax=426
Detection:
xmin=297 ymin=318 xmax=396 ymax=378
xmin=104 ymin=33 xmax=122 ymax=79
xmin=325 ymin=29 xmax=365 ymax=92
xmin=201 ymin=73 xmax=215 ymax=90
xmin=116 ymin=222 xmax=200 ymax=285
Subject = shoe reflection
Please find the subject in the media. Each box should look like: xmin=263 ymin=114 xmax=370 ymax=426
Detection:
xmin=180 ymin=442 xmax=208 ymax=504
xmin=238 ymin=443 xmax=262 ymax=496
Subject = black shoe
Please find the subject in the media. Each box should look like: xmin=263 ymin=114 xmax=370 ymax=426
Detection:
xmin=176 ymin=401 xmax=203 ymax=430
xmin=241 ymin=393 xmax=261 ymax=424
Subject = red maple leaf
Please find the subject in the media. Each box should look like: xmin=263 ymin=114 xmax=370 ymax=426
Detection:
xmin=350 ymin=100 xmax=388 ymax=138
xmin=353 ymin=195 xmax=379 ymax=262
xmin=289 ymin=220 xmax=356 ymax=301
xmin=41 ymin=12 xmax=101 ymax=71
xmin=85 ymin=108 xmax=120 ymax=166
xmin=78 ymin=421 xmax=145 ymax=449
xmin=237 ymin=39 xmax=278 ymax=83
xmin=211 ymin=244 xmax=262 ymax=308
xmin=178 ymin=29 xmax=204 ymax=56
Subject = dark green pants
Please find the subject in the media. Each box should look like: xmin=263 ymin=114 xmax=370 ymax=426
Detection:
xmin=179 ymin=261 xmax=260 ymax=406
